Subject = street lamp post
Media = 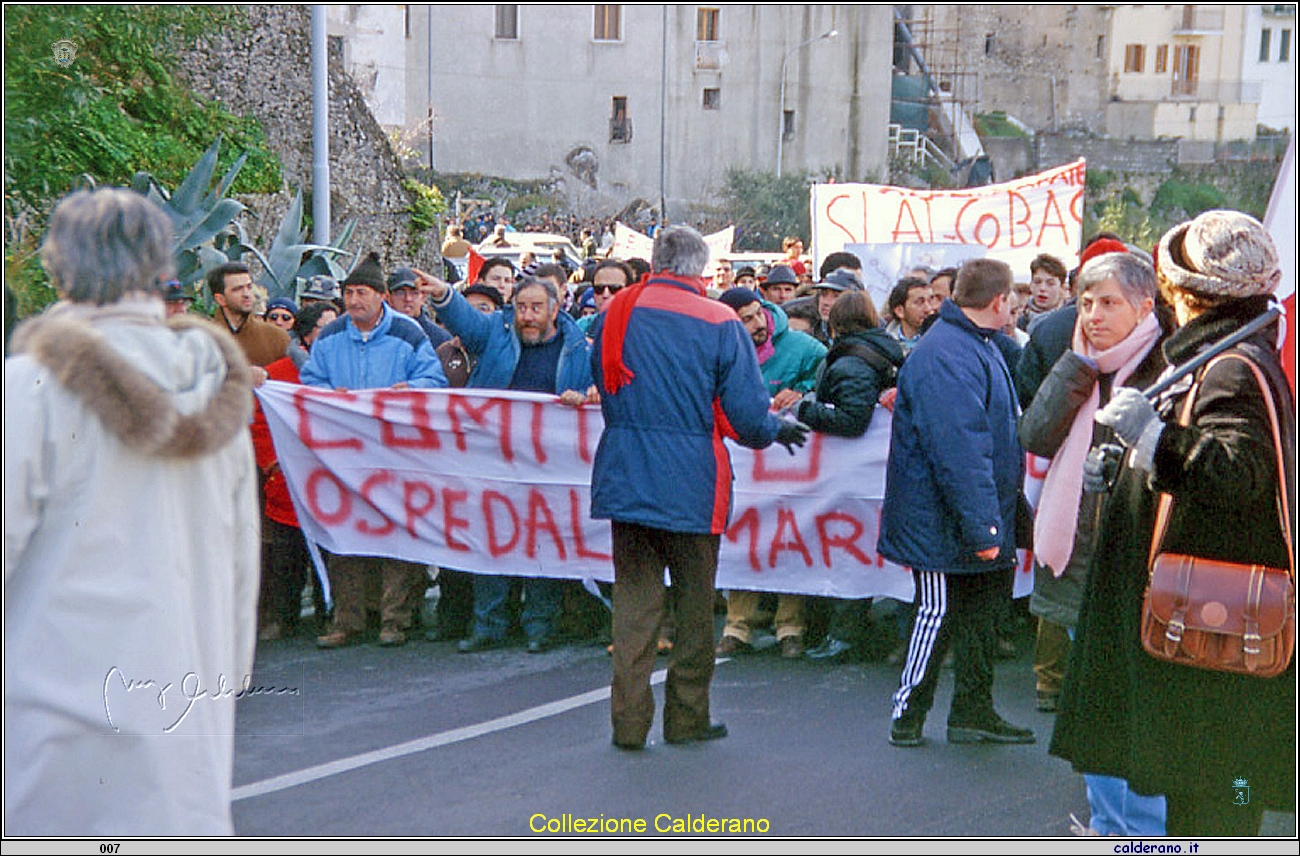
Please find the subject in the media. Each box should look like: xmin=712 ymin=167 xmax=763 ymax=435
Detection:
xmin=310 ymin=5 xmax=330 ymax=246
xmin=776 ymin=28 xmax=838 ymax=179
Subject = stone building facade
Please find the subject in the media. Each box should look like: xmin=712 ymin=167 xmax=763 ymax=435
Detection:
xmin=327 ymin=4 xmax=894 ymax=221
xmin=903 ymin=4 xmax=1280 ymax=145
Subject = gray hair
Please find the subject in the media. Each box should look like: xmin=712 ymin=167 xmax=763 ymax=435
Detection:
xmin=651 ymin=225 xmax=710 ymax=277
xmin=41 ymin=188 xmax=174 ymax=306
xmin=513 ymin=275 xmax=559 ymax=308
xmin=1077 ymin=251 xmax=1156 ymax=308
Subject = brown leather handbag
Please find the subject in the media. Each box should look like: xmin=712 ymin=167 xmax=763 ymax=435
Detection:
xmin=1141 ymin=354 xmax=1296 ymax=678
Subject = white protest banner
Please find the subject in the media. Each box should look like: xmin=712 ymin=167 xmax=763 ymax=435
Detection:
xmin=703 ymin=225 xmax=736 ymax=277
xmin=1016 ymin=456 xmax=1049 ymax=600
xmin=849 ymin=242 xmax=988 ymax=316
xmin=611 ymin=222 xmax=654 ymax=261
xmin=255 ymin=382 xmax=915 ymax=601
xmin=612 ymin=223 xmax=735 ymax=275
xmin=811 ymin=159 xmax=1087 ymax=279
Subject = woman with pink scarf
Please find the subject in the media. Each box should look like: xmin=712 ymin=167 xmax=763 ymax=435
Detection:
xmin=1018 ymin=250 xmax=1174 ymax=836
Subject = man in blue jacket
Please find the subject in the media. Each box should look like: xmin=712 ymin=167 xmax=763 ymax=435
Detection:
xmin=302 ymin=253 xmax=449 ymax=650
xmin=878 ymin=258 xmax=1034 ymax=749
xmin=590 ymin=225 xmax=807 ymax=750
xmin=425 ymin=272 xmax=594 ymax=653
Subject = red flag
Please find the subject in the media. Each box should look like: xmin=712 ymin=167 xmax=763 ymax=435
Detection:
xmin=1263 ymin=137 xmax=1295 ymax=392
xmin=466 ymin=247 xmax=485 ymax=286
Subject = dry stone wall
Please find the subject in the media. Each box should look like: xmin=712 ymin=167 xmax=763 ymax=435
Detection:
xmin=176 ymin=5 xmax=435 ymax=272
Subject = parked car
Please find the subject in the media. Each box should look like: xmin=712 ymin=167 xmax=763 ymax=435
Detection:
xmin=476 ymin=232 xmax=584 ymax=272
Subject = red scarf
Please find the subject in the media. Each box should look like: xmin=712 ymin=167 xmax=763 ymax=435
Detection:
xmin=600 ymin=272 xmax=706 ymax=394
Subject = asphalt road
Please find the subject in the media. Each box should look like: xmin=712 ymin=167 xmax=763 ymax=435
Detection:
xmin=231 ymin=615 xmax=1092 ymax=839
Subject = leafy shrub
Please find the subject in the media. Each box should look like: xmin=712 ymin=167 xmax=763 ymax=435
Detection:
xmin=5 ymin=6 xmax=283 ymax=318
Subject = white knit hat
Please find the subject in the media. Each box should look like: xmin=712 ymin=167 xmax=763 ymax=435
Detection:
xmin=1157 ymin=210 xmax=1281 ymax=299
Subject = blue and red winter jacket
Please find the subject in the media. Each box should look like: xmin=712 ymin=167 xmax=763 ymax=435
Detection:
xmin=590 ymin=274 xmax=782 ymax=535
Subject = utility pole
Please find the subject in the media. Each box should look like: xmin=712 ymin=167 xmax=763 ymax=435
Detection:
xmin=310 ymin=5 xmax=331 ymax=245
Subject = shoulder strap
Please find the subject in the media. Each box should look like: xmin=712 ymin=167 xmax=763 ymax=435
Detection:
xmin=1148 ymin=353 xmax=1295 ymax=579
xmin=828 ymin=341 xmax=898 ymax=386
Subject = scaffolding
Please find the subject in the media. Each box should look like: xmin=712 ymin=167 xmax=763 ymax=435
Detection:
xmin=892 ymin=6 xmax=984 ymax=164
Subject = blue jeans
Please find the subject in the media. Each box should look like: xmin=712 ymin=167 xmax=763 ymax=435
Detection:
xmin=472 ymin=575 xmax=561 ymax=641
xmin=1085 ymin=774 xmax=1167 ymax=836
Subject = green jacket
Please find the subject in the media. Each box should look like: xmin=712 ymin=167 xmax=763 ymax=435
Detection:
xmin=758 ymin=299 xmax=826 ymax=396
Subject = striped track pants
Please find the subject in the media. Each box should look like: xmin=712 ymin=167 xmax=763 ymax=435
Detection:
xmin=891 ymin=567 xmax=1010 ymax=723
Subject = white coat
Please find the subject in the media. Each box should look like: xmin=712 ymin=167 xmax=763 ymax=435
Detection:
xmin=4 ymin=300 xmax=260 ymax=835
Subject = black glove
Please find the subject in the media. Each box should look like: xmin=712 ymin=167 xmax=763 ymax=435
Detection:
xmin=774 ymin=419 xmax=810 ymax=456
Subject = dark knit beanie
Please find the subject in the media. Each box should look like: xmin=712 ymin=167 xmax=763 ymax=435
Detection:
xmin=344 ymin=252 xmax=386 ymax=291
xmin=718 ymin=287 xmax=761 ymax=311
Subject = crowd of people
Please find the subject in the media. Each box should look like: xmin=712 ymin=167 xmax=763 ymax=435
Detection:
xmin=453 ymin=211 xmax=618 ymax=254
xmin=4 ymin=187 xmax=1293 ymax=838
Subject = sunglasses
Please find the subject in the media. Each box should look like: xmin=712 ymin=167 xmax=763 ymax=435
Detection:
xmin=267 ymin=312 xmax=294 ymax=322
xmin=592 ymin=284 xmax=623 ymax=295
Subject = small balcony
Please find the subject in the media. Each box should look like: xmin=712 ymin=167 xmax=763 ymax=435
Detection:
xmin=1173 ymin=6 xmax=1224 ymax=35
xmin=694 ymin=41 xmax=728 ymax=71
xmin=1112 ymin=78 xmax=1262 ymax=103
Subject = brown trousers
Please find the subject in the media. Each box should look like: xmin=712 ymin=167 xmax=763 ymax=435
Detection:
xmin=610 ymin=523 xmax=720 ymax=745
xmin=327 ymin=554 xmax=426 ymax=635
xmin=1033 ymin=616 xmax=1071 ymax=695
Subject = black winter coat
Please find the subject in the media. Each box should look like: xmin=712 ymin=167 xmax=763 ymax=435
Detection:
xmin=796 ymin=329 xmax=903 ymax=438
xmin=1050 ymin=296 xmax=1296 ymax=812
xmin=1014 ymin=302 xmax=1077 ymax=408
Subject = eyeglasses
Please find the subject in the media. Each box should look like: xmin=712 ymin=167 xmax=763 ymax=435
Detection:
xmin=267 ymin=312 xmax=294 ymax=322
xmin=592 ymin=285 xmax=623 ymax=295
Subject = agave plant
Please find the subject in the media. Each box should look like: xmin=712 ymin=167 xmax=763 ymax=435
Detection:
xmin=131 ymin=136 xmax=247 ymax=287
xmin=134 ymin=138 xmax=357 ymax=301
xmin=236 ymin=190 xmax=357 ymax=300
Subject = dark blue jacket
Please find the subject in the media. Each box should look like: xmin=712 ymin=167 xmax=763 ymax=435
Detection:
xmin=432 ymin=287 xmax=592 ymax=393
xmin=877 ymin=300 xmax=1023 ymax=574
xmin=590 ymin=274 xmax=782 ymax=534
xmin=1014 ymin=301 xmax=1077 ymax=408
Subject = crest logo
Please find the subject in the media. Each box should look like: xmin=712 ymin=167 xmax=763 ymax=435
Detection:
xmin=52 ymin=39 xmax=78 ymax=68
xmin=1233 ymin=777 xmax=1250 ymax=806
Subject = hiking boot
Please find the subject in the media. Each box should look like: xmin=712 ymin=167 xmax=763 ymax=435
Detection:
xmin=947 ymin=713 xmax=1035 ymax=744
xmin=779 ymin=637 xmax=806 ymax=659
xmin=457 ymin=634 xmax=506 ymax=653
xmin=664 ymin=722 xmax=728 ymax=745
xmin=889 ymin=718 xmax=925 ymax=747
xmin=315 ymin=630 xmax=362 ymax=649
xmin=714 ymin=635 xmax=752 ymax=657
xmin=806 ymin=637 xmax=855 ymax=663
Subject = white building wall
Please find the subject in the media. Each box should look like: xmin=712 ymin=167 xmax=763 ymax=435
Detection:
xmin=331 ymin=4 xmax=892 ymax=219
xmin=327 ymin=5 xmax=409 ymax=128
xmin=1242 ymin=4 xmax=1297 ymax=132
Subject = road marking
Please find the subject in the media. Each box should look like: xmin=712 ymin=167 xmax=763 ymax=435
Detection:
xmin=232 ymin=666 xmax=671 ymax=801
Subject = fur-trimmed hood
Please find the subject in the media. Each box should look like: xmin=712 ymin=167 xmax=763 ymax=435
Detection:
xmin=9 ymin=300 xmax=253 ymax=457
